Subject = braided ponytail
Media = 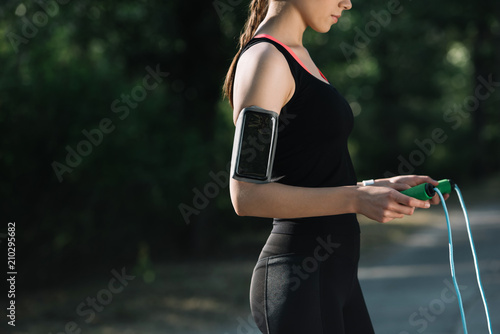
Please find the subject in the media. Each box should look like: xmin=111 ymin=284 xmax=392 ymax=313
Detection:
xmin=223 ymin=0 xmax=269 ymax=108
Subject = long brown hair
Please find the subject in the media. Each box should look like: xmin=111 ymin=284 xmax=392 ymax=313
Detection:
xmin=223 ymin=0 xmax=269 ymax=108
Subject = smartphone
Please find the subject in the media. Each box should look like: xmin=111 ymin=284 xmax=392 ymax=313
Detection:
xmin=230 ymin=106 xmax=279 ymax=183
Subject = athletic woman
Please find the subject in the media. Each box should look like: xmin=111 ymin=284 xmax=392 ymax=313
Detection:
xmin=223 ymin=0 xmax=448 ymax=333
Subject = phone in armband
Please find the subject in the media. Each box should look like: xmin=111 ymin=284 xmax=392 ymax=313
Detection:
xmin=230 ymin=106 xmax=279 ymax=184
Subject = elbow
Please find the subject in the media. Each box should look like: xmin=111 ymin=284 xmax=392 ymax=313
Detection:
xmin=230 ymin=189 xmax=249 ymax=217
xmin=232 ymin=202 xmax=248 ymax=217
xmin=229 ymin=179 xmax=255 ymax=217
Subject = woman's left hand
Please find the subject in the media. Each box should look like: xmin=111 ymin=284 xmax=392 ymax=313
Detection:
xmin=372 ymin=175 xmax=449 ymax=205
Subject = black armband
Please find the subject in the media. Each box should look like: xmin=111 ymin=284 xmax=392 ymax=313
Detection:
xmin=230 ymin=106 xmax=279 ymax=183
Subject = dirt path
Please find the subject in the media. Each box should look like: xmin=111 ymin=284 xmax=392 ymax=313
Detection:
xmin=360 ymin=202 xmax=500 ymax=334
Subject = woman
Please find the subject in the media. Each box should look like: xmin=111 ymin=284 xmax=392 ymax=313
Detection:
xmin=224 ymin=0 xmax=447 ymax=333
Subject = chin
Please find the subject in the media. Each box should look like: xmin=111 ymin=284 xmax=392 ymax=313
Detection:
xmin=311 ymin=24 xmax=332 ymax=34
xmin=308 ymin=19 xmax=334 ymax=33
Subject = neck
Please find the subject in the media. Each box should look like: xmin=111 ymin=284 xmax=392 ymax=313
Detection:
xmin=255 ymin=1 xmax=307 ymax=47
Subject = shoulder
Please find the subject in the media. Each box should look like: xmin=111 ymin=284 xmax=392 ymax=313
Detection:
xmin=239 ymin=41 xmax=287 ymax=69
xmin=232 ymin=41 xmax=295 ymax=123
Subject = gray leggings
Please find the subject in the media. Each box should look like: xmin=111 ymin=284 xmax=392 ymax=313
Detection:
xmin=249 ymin=231 xmax=375 ymax=334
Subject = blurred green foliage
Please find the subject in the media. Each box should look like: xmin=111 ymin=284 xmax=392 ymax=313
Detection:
xmin=0 ymin=0 xmax=499 ymax=288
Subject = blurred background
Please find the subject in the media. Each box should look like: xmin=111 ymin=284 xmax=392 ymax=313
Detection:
xmin=0 ymin=0 xmax=499 ymax=333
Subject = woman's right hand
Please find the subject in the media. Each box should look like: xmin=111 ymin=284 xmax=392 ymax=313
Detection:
xmin=355 ymin=185 xmax=431 ymax=223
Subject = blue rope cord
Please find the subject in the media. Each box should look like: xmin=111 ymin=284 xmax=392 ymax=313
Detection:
xmin=454 ymin=185 xmax=493 ymax=334
xmin=435 ymin=188 xmax=468 ymax=333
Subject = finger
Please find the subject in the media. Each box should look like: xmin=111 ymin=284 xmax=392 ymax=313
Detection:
xmin=381 ymin=209 xmax=405 ymax=220
xmin=429 ymin=193 xmax=440 ymax=205
xmin=398 ymin=175 xmax=436 ymax=187
xmin=430 ymin=193 xmax=450 ymax=205
xmin=388 ymin=183 xmax=411 ymax=191
xmin=422 ymin=175 xmax=439 ymax=186
xmin=395 ymin=192 xmax=431 ymax=209
xmin=430 ymin=196 xmax=438 ymax=205
xmin=410 ymin=175 xmax=438 ymax=186
xmin=389 ymin=202 xmax=415 ymax=216
xmin=379 ymin=217 xmax=396 ymax=224
xmin=430 ymin=196 xmax=440 ymax=205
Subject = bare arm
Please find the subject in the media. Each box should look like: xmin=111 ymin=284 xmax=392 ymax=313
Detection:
xmin=230 ymin=181 xmax=358 ymax=218
xmin=230 ymin=179 xmax=430 ymax=223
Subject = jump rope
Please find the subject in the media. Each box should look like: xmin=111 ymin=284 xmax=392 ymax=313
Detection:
xmin=401 ymin=179 xmax=493 ymax=333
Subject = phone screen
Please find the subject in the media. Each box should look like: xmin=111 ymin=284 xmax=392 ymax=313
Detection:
xmin=236 ymin=109 xmax=277 ymax=181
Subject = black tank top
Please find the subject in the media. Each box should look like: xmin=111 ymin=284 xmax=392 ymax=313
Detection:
xmin=240 ymin=34 xmax=360 ymax=235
